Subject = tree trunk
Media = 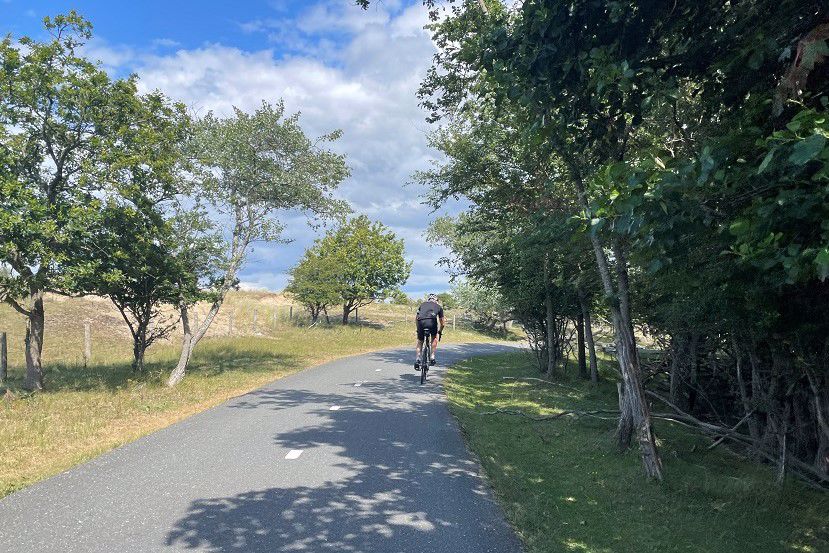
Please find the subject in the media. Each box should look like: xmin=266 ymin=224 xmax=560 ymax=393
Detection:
xmin=168 ymin=298 xmax=223 ymax=387
xmin=568 ymin=165 xmax=662 ymax=479
xmin=323 ymin=306 xmax=330 ymax=325
xmin=817 ymin=414 xmax=829 ymax=476
xmin=805 ymin=366 xmax=829 ymax=476
xmin=130 ymin=321 xmax=149 ymax=372
xmin=577 ymin=313 xmax=587 ymax=379
xmin=544 ymin=255 xmax=556 ymax=376
xmin=579 ymin=291 xmax=599 ymax=384
xmin=133 ymin=339 xmax=146 ymax=372
xmin=776 ymin=399 xmax=791 ymax=485
xmin=593 ymin=236 xmax=662 ymax=479
xmin=168 ymin=307 xmax=193 ymax=387
xmin=23 ymin=290 xmax=45 ymax=391
xmin=733 ymin=339 xmax=762 ymax=447
xmin=342 ymin=303 xmax=350 ymax=325
xmin=687 ymin=334 xmax=700 ymax=413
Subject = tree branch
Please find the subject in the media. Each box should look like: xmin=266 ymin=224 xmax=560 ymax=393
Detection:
xmin=501 ymin=376 xmax=584 ymax=394
xmin=2 ymin=295 xmax=32 ymax=317
xmin=475 ymin=408 xmax=620 ymax=421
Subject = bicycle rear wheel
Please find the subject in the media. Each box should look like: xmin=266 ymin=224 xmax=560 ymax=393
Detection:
xmin=420 ymin=334 xmax=430 ymax=384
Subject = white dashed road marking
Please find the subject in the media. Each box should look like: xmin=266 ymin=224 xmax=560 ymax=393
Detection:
xmin=354 ymin=382 xmax=362 ymax=387
xmin=285 ymin=450 xmax=303 ymax=460
xmin=375 ymin=368 xmax=382 ymax=372
xmin=329 ymin=406 xmax=341 ymax=411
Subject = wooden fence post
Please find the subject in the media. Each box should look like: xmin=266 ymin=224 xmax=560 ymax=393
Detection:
xmin=355 ymin=308 xmax=359 ymax=324
xmin=228 ymin=312 xmax=234 ymax=336
xmin=83 ymin=323 xmax=91 ymax=368
xmin=253 ymin=308 xmax=258 ymax=334
xmin=0 ymin=332 xmax=7 ymax=383
xmin=453 ymin=313 xmax=456 ymax=331
xmin=273 ymin=309 xmax=278 ymax=330
xmin=289 ymin=305 xmax=293 ymax=321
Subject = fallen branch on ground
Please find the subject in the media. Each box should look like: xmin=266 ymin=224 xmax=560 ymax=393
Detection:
xmin=475 ymin=408 xmax=619 ymax=421
xmin=707 ymin=409 xmax=755 ymax=451
xmin=647 ymin=390 xmax=829 ymax=489
xmin=501 ymin=376 xmax=583 ymax=393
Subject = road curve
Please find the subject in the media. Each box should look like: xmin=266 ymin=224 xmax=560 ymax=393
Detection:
xmin=0 ymin=342 xmax=524 ymax=553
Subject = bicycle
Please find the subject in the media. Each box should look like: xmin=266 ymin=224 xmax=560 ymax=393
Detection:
xmin=420 ymin=329 xmax=442 ymax=385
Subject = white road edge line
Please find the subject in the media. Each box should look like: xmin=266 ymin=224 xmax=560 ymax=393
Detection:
xmin=285 ymin=450 xmax=303 ymax=460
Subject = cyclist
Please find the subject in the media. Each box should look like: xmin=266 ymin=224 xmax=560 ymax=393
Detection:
xmin=414 ymin=293 xmax=446 ymax=370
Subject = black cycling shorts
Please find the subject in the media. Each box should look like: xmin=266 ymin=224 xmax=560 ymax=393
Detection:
xmin=416 ymin=318 xmax=438 ymax=341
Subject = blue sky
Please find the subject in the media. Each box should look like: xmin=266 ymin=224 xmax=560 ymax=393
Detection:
xmin=2 ymin=0 xmax=460 ymax=296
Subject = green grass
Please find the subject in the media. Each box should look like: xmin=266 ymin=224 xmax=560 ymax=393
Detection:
xmin=0 ymin=292 xmax=504 ymax=498
xmin=445 ymin=352 xmax=829 ymax=553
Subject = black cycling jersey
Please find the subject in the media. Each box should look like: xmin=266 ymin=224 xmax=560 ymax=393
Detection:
xmin=416 ymin=301 xmax=444 ymax=322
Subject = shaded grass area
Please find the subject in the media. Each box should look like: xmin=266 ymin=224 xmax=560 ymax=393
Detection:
xmin=0 ymin=309 xmax=496 ymax=498
xmin=445 ymin=352 xmax=829 ymax=553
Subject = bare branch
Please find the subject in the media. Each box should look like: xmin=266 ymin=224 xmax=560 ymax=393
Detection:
xmin=475 ymin=408 xmax=620 ymax=422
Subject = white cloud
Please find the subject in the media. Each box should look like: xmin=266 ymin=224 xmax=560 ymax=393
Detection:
xmin=81 ymin=38 xmax=137 ymax=74
xmin=239 ymin=274 xmax=288 ymax=291
xmin=107 ymin=1 xmax=457 ymax=293
xmin=151 ymin=38 xmax=180 ymax=49
xmin=296 ymin=1 xmax=390 ymax=35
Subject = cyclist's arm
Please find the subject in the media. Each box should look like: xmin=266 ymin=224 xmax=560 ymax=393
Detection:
xmin=439 ymin=315 xmax=446 ymax=331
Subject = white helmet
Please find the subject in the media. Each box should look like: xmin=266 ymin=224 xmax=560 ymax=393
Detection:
xmin=428 ymin=293 xmax=438 ymax=301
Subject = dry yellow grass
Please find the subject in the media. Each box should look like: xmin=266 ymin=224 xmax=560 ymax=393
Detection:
xmin=0 ymin=292 xmax=504 ymax=497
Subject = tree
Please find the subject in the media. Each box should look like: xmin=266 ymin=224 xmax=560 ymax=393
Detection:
xmin=91 ymin=204 xmax=183 ymax=371
xmin=286 ymin=245 xmax=340 ymax=324
xmin=412 ymin=0 xmax=829 ymax=485
xmin=388 ymin=289 xmax=412 ymax=305
xmin=166 ymin=101 xmax=349 ymax=386
xmin=316 ymin=215 xmax=411 ymax=324
xmin=0 ymin=13 xmax=138 ymax=390
xmin=77 ymin=89 xmax=193 ymax=372
xmin=451 ymin=280 xmax=511 ymax=333
xmin=409 ymin=0 xmax=672 ymax=478
xmin=436 ymin=292 xmax=456 ymax=309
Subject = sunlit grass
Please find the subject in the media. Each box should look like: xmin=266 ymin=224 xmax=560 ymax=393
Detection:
xmin=445 ymin=352 xmax=829 ymax=553
xmin=0 ymin=292 xmax=504 ymax=497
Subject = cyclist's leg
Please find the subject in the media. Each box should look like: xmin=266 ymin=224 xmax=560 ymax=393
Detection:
xmin=430 ymin=333 xmax=439 ymax=364
xmin=415 ymin=321 xmax=425 ymax=369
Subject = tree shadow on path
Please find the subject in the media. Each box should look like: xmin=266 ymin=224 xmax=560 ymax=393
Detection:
xmin=166 ymin=345 xmax=522 ymax=552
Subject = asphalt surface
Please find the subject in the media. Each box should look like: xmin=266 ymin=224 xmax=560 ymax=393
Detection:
xmin=0 ymin=342 xmax=524 ymax=552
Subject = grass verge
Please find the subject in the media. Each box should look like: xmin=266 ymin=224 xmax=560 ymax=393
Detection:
xmin=445 ymin=352 xmax=829 ymax=553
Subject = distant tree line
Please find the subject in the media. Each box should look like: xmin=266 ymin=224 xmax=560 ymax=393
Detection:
xmin=0 ymin=13 xmax=352 ymax=388
xmin=357 ymin=0 xmax=829 ymax=487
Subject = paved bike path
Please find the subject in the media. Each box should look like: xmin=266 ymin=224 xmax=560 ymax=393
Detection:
xmin=0 ymin=343 xmax=524 ymax=552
